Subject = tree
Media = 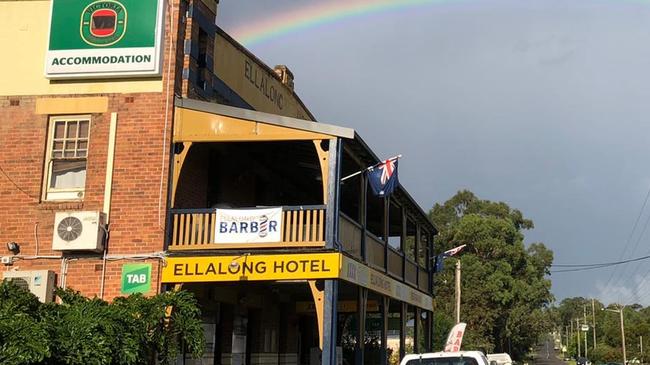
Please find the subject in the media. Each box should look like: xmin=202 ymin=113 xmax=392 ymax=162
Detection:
xmin=551 ymin=298 xmax=650 ymax=363
xmin=430 ymin=190 xmax=554 ymax=358
xmin=0 ymin=281 xmax=205 ymax=365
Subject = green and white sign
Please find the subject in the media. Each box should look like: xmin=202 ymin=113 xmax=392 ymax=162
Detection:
xmin=46 ymin=0 xmax=164 ymax=79
xmin=121 ymin=263 xmax=152 ymax=294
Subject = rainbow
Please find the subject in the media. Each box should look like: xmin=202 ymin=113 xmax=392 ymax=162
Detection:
xmin=229 ymin=0 xmax=456 ymax=47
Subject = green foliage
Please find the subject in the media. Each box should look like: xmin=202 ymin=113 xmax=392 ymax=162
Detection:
xmin=553 ymin=298 xmax=650 ymax=363
xmin=0 ymin=281 xmax=204 ymax=365
xmin=0 ymin=281 xmax=50 ymax=365
xmin=430 ymin=190 xmax=554 ymax=358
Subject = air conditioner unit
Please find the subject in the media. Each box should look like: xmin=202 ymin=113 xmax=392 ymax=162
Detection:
xmin=52 ymin=211 xmax=106 ymax=252
xmin=2 ymin=270 xmax=56 ymax=303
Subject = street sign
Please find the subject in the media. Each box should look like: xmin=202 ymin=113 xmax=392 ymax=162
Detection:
xmin=581 ymin=324 xmax=590 ymax=332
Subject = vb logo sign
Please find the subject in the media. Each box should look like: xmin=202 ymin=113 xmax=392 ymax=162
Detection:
xmin=80 ymin=0 xmax=127 ymax=47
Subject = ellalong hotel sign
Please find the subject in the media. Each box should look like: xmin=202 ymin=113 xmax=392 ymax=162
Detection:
xmin=45 ymin=0 xmax=164 ymax=79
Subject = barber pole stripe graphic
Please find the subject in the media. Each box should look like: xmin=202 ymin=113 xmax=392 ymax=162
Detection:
xmin=259 ymin=215 xmax=269 ymax=237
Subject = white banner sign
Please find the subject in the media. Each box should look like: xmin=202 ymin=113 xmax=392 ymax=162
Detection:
xmin=444 ymin=322 xmax=467 ymax=352
xmin=215 ymin=208 xmax=282 ymax=243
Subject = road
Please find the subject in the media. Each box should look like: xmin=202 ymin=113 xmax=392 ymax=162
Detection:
xmin=532 ymin=340 xmax=566 ymax=365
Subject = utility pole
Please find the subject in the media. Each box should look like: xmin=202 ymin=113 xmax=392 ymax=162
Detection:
xmin=570 ymin=320 xmax=574 ymax=356
xmin=584 ymin=305 xmax=588 ymax=358
xmin=455 ymin=260 xmax=461 ymax=324
xmin=620 ymin=307 xmax=626 ymax=365
xmin=640 ymin=336 xmax=643 ymax=364
xmin=577 ymin=318 xmax=581 ymax=358
xmin=603 ymin=305 xmax=627 ymax=365
xmin=592 ymin=298 xmax=597 ymax=348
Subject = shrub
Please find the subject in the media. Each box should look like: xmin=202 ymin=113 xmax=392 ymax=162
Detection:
xmin=0 ymin=281 xmax=204 ymax=365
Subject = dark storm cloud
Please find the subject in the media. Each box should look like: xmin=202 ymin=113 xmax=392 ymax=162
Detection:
xmin=218 ymin=0 xmax=650 ymax=304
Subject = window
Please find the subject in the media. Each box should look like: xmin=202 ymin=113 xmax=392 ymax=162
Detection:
xmin=405 ymin=216 xmax=417 ymax=261
xmin=419 ymin=231 xmax=430 ymax=268
xmin=44 ymin=116 xmax=90 ymax=201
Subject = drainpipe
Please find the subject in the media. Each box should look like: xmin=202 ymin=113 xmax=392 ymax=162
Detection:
xmin=100 ymin=112 xmax=118 ymax=299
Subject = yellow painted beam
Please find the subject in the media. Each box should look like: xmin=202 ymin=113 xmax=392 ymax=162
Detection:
xmin=313 ymin=139 xmax=330 ymax=203
xmin=170 ymin=141 xmax=192 ymax=208
xmin=308 ymin=280 xmax=325 ymax=350
xmin=35 ymin=97 xmax=108 ymax=115
xmin=173 ymin=108 xmax=333 ymax=142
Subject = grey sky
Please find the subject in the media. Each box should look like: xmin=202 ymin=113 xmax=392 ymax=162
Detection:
xmin=217 ymin=0 xmax=650 ymax=305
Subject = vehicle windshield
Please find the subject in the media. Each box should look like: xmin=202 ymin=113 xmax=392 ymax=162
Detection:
xmin=405 ymin=357 xmax=480 ymax=365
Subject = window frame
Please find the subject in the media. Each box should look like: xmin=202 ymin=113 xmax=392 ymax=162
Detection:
xmin=42 ymin=115 xmax=91 ymax=201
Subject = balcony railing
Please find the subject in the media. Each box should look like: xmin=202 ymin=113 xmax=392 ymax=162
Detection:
xmin=338 ymin=212 xmax=432 ymax=293
xmin=168 ymin=205 xmax=326 ymax=250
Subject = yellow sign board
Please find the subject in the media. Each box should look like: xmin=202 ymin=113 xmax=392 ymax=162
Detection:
xmin=213 ymin=32 xmax=312 ymax=121
xmin=162 ymin=253 xmax=340 ymax=283
xmin=162 ymin=252 xmax=433 ymax=311
xmin=339 ymin=255 xmax=434 ymax=311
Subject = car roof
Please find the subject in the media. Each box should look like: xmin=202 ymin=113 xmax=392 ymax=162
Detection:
xmin=403 ymin=351 xmax=486 ymax=360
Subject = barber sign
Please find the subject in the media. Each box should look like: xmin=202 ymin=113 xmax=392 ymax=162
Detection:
xmin=215 ymin=208 xmax=282 ymax=243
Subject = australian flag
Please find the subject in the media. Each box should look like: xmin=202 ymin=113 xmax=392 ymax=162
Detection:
xmin=434 ymin=244 xmax=467 ymax=273
xmin=368 ymin=159 xmax=398 ymax=197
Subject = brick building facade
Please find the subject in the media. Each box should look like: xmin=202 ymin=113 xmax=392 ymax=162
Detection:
xmin=1 ymin=1 xmax=438 ymax=364
xmin=0 ymin=0 xmax=187 ymax=299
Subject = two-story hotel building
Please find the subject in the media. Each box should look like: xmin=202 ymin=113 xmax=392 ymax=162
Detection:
xmin=0 ymin=1 xmax=437 ymax=364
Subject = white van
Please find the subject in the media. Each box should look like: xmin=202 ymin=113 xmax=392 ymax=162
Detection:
xmin=400 ymin=351 xmax=490 ymax=365
xmin=486 ymin=353 xmax=513 ymax=365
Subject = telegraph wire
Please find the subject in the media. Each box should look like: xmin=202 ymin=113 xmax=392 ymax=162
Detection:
xmin=601 ymin=185 xmax=650 ymax=293
xmin=552 ymin=254 xmax=650 ymax=267
xmin=551 ymin=265 xmax=612 ymax=273
xmin=550 ymin=254 xmax=650 ymax=273
xmin=620 ymin=253 xmax=650 ymax=304
xmin=0 ymin=164 xmax=39 ymax=202
xmin=610 ymin=205 xmax=650 ymax=301
xmin=619 ymin=248 xmax=650 ymax=303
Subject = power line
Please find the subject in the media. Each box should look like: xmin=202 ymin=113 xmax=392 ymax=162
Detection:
xmin=551 ymin=265 xmax=611 ymax=273
xmin=550 ymin=254 xmax=650 ymax=273
xmin=621 ymin=254 xmax=650 ymax=304
xmin=552 ymin=254 xmax=650 ymax=267
xmin=601 ymin=185 xmax=650 ymax=294
xmin=0 ymin=164 xmax=39 ymax=202
xmin=611 ymin=207 xmax=650 ymax=301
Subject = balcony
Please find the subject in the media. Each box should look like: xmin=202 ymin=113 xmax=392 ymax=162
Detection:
xmin=168 ymin=205 xmax=326 ymax=250
xmin=339 ymin=209 xmax=430 ymax=292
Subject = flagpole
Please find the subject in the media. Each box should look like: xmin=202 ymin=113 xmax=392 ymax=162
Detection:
xmin=340 ymin=154 xmax=402 ymax=182
xmin=455 ymin=259 xmax=461 ymax=324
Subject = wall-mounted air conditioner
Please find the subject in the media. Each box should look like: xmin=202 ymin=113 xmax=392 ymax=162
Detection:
xmin=52 ymin=211 xmax=106 ymax=252
xmin=2 ymin=270 xmax=56 ymax=303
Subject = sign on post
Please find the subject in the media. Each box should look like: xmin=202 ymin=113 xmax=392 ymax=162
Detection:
xmin=581 ymin=324 xmax=590 ymax=332
xmin=444 ymin=322 xmax=467 ymax=352
xmin=121 ymin=263 xmax=152 ymax=294
xmin=46 ymin=0 xmax=164 ymax=79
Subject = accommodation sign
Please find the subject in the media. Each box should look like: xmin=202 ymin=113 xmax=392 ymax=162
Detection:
xmin=45 ymin=0 xmax=164 ymax=79
xmin=161 ymin=253 xmax=340 ymax=283
xmin=215 ymin=208 xmax=282 ymax=243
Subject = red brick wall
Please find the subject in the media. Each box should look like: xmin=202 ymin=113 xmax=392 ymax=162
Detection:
xmin=0 ymin=0 xmax=185 ymax=301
